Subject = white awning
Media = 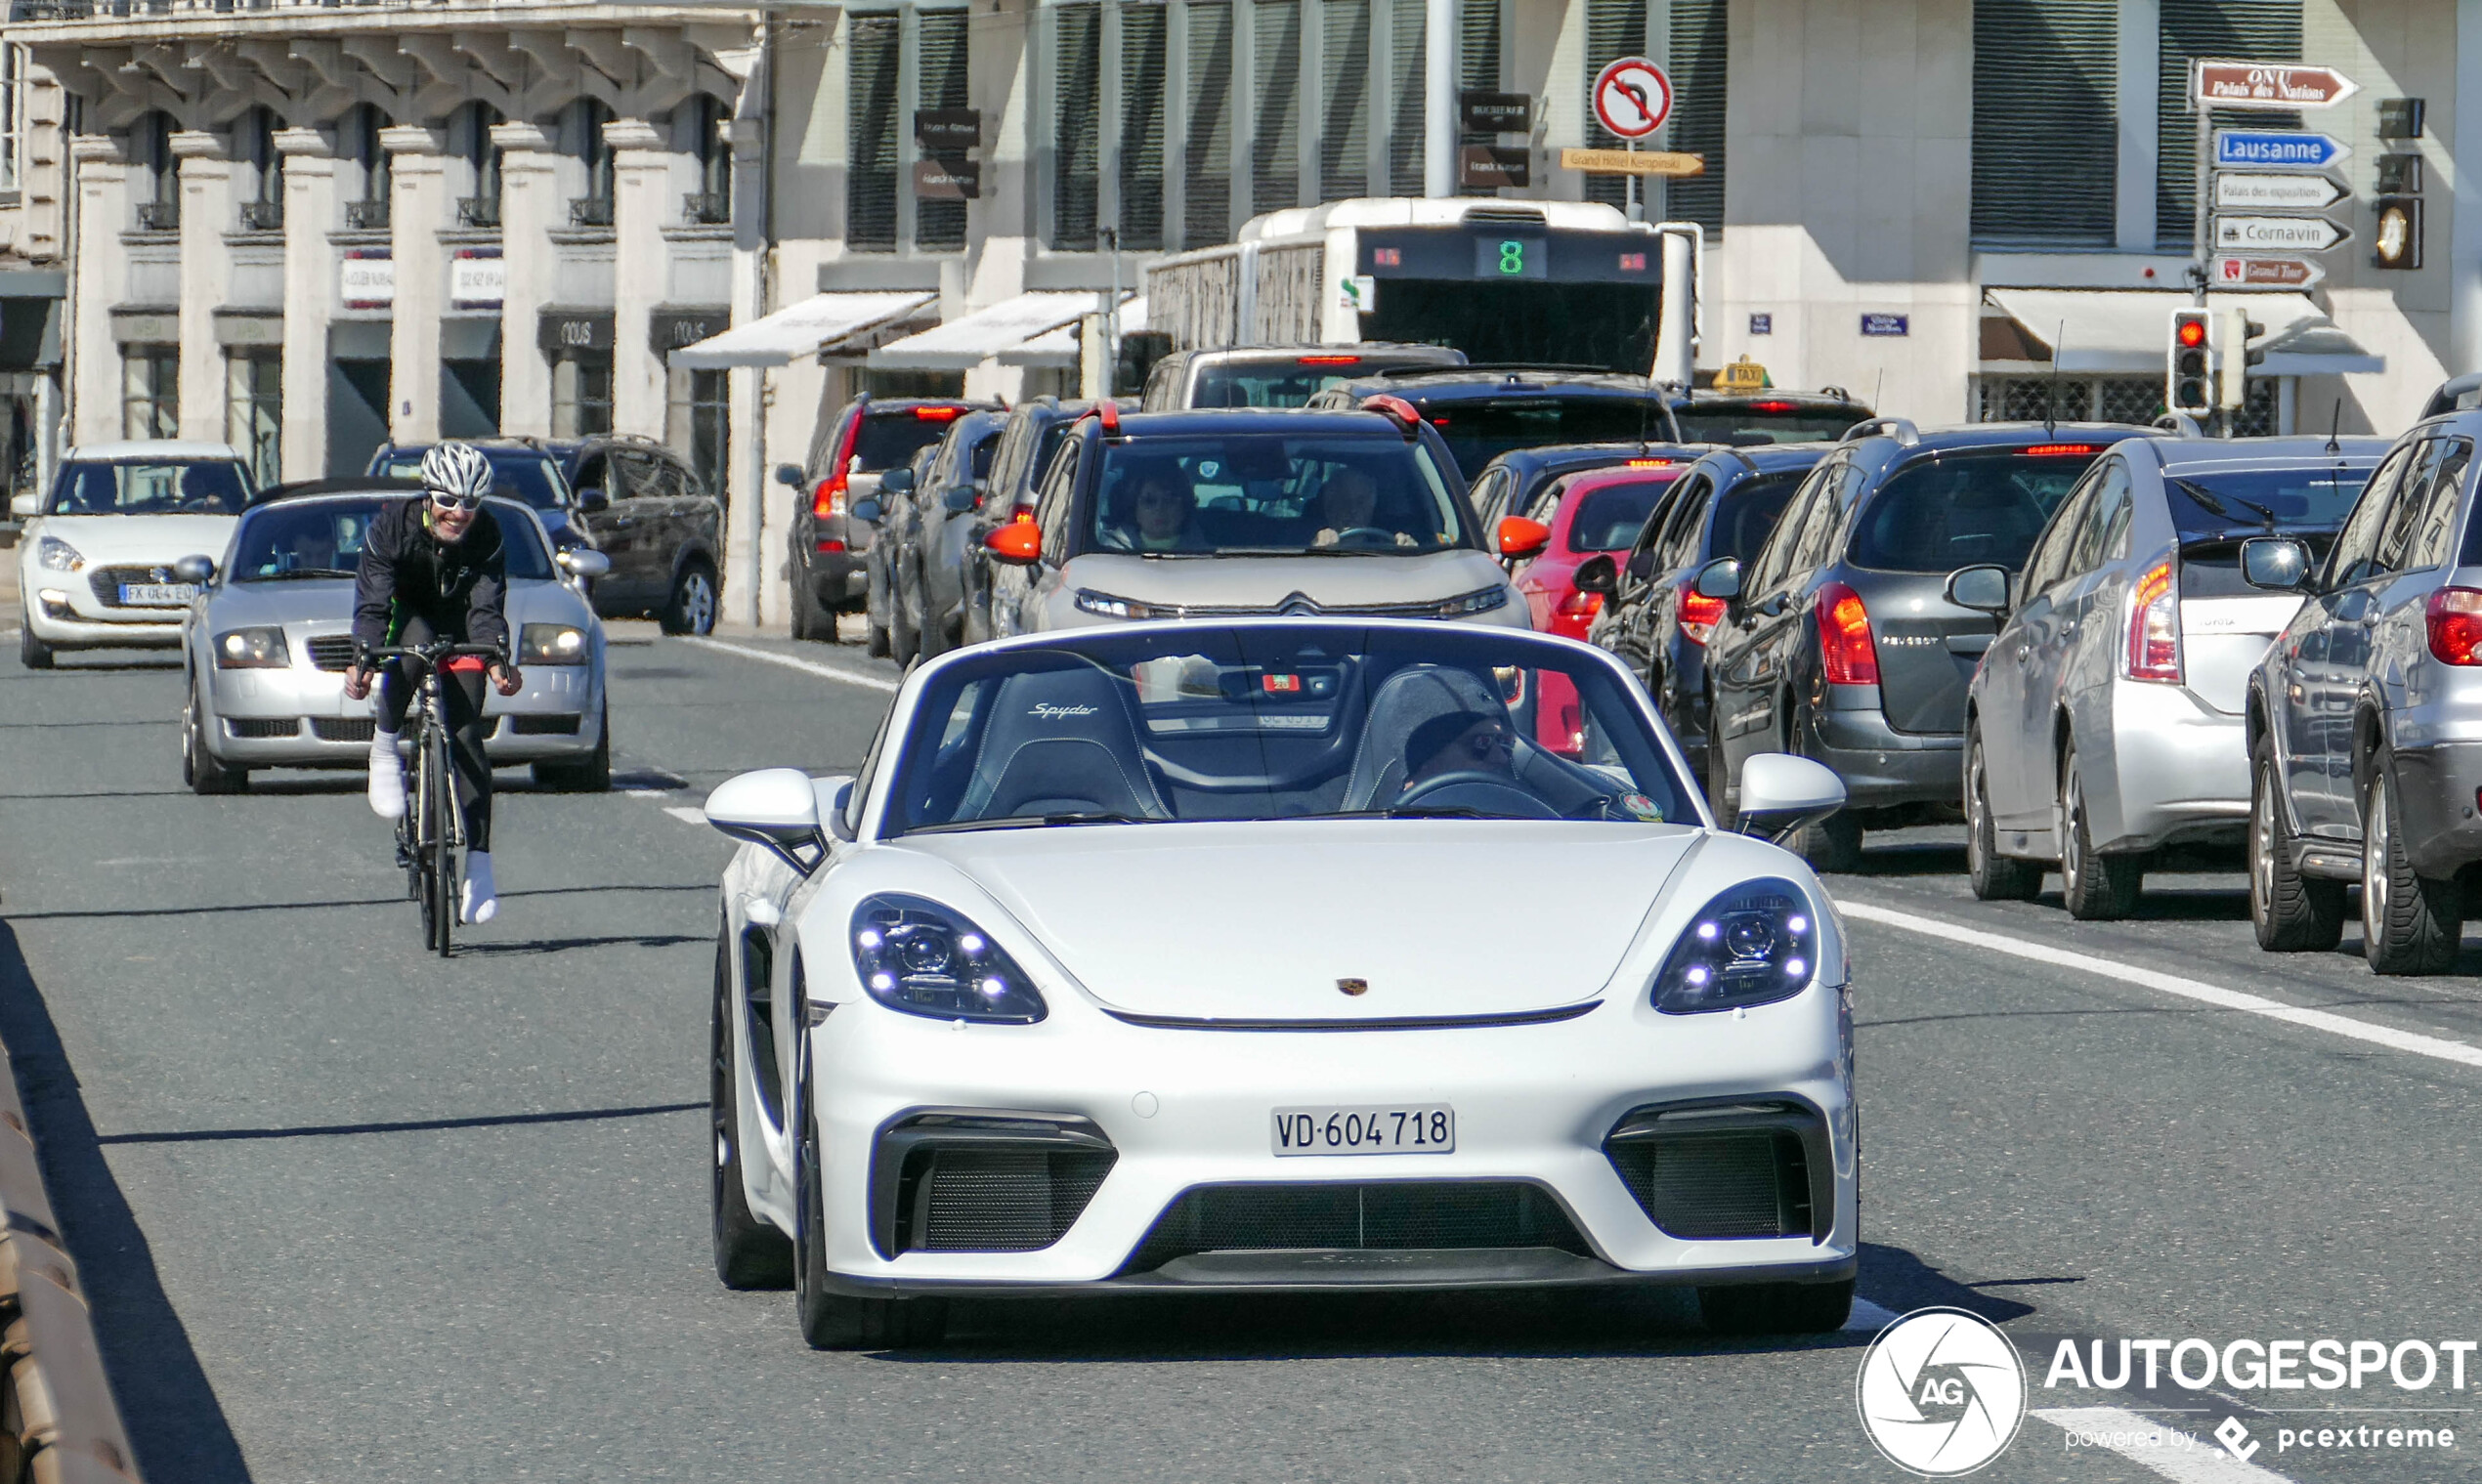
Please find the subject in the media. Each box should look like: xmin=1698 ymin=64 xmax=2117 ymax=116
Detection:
xmin=997 ymin=296 xmax=1149 ymax=367
xmin=1985 ymin=287 xmax=2384 ymax=377
xmin=669 ymin=291 xmax=937 ymax=369
xmin=870 ymin=291 xmax=1130 ymax=370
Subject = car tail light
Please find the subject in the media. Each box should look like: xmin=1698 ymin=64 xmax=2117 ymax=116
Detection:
xmin=1627 ymin=458 xmax=1671 ymax=467
xmin=2021 ymin=443 xmax=2099 ymax=457
xmin=914 ymin=405 xmax=964 ymax=421
xmin=1298 ymin=355 xmax=1360 ymax=365
xmin=2425 ymin=587 xmax=2482 ymax=664
xmin=2126 ymin=560 xmax=2182 ymax=682
xmin=1557 ymin=589 xmax=1604 ymax=620
xmin=815 ymin=538 xmax=846 ymax=553
xmin=1817 ymin=581 xmax=1878 ymax=685
xmin=813 ymin=412 xmax=865 ymax=518
xmin=1748 ymin=401 xmax=1796 ymax=414
xmin=1679 ymin=585 xmax=1727 ymax=646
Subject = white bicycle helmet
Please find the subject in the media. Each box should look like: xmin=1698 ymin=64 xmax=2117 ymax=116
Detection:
xmin=418 ymin=442 xmax=495 ymax=505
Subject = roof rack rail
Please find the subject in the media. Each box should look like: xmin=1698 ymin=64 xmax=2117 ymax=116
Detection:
xmin=1842 ymin=416 xmax=1919 ymax=445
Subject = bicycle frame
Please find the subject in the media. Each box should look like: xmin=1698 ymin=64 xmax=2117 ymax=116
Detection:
xmin=364 ymin=640 xmax=503 ymax=957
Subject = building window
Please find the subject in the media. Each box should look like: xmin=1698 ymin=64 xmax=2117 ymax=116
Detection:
xmin=1054 ymin=3 xmax=1103 ymax=250
xmin=848 ymin=15 xmax=901 ymax=252
xmin=686 ymin=94 xmax=732 ymax=225
xmin=345 ymin=105 xmax=390 ymax=230
xmin=918 ymin=10 xmax=969 ymax=251
xmin=669 ymin=367 xmax=729 ymax=494
xmin=237 ymin=106 xmax=284 ymax=232
xmin=0 ymin=46 xmax=23 ymax=195
xmin=1120 ymin=4 xmax=1168 ymax=248
xmin=1971 ymin=0 xmax=2114 ymax=247
xmin=1317 ymin=0 xmax=1371 ymax=203
xmin=551 ymin=353 xmax=613 ymax=438
xmin=1051 ymin=0 xmax=1176 ymax=252
xmin=2158 ymin=0 xmax=2300 ymax=251
xmin=122 ymin=345 xmax=178 ymax=440
xmin=455 ymin=102 xmax=505 ymax=228
xmin=1663 ymin=0 xmax=1725 ymax=233
xmin=1184 ymin=1 xmax=1236 ymax=244
xmin=1387 ymin=0 xmax=1424 ymax=195
xmin=1253 ymin=0 xmax=1304 ymax=213
xmin=227 ymin=350 xmax=281 ymax=488
xmin=1454 ymin=0 xmax=1501 ymax=195
xmin=1581 ymin=0 xmax=1647 ymax=210
xmin=567 ymin=98 xmax=612 ymax=229
xmin=134 ymin=111 xmax=178 ymax=231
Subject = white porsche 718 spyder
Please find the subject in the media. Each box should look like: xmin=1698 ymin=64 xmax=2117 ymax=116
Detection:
xmin=703 ymin=617 xmax=1857 ymax=1348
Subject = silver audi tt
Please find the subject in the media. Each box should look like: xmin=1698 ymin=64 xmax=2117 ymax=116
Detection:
xmin=177 ymin=486 xmax=614 ymax=794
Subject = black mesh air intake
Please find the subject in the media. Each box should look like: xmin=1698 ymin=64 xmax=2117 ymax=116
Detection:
xmin=311 ymin=716 xmax=376 ymax=742
xmin=1124 ymin=1182 xmax=1588 ymax=1273
xmin=307 ymin=636 xmax=359 ymax=672
xmin=1604 ymin=1100 xmax=1830 ymax=1242
xmin=872 ymin=1114 xmax=1117 ymax=1257
xmin=511 ymin=714 xmax=583 ymax=736
xmin=225 ymin=717 xmax=298 ymax=739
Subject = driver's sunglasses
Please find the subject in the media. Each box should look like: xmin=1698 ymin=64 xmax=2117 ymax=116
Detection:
xmin=428 ymin=490 xmax=483 ymax=511
xmin=1465 ymin=728 xmax=1515 ymax=760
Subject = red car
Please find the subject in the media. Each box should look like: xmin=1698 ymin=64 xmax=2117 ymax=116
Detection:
xmin=1509 ymin=462 xmax=1686 ymax=752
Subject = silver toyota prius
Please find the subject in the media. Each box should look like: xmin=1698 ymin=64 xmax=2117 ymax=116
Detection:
xmin=1957 ymin=434 xmax=2388 ymax=918
xmin=178 ymin=487 xmax=614 ymax=794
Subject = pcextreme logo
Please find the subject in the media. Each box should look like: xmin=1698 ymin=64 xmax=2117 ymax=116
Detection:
xmin=1857 ymin=1307 xmax=2028 ymax=1475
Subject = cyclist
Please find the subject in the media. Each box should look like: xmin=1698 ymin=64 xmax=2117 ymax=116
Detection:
xmin=342 ymin=443 xmax=524 ymax=924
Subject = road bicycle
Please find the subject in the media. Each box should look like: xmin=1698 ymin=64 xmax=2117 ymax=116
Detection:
xmin=360 ymin=640 xmax=504 ymax=957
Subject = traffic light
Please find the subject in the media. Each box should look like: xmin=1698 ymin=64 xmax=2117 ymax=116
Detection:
xmin=2168 ymin=309 xmax=2212 ymax=417
xmin=2213 ymin=308 xmax=2261 ymax=412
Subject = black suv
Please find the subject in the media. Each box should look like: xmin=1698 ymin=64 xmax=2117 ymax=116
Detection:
xmin=780 ymin=395 xmax=994 ymax=644
xmin=532 ymin=435 xmax=725 ymax=634
xmin=1697 ymin=420 xmax=2146 ymax=869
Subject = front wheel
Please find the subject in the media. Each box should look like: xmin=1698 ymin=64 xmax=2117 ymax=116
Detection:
xmin=1966 ymin=731 xmax=2040 ymax=901
xmin=2362 ymin=750 xmax=2461 ymax=974
xmin=534 ymin=705 xmax=612 ymax=792
xmin=18 ymin=623 xmax=53 ymax=670
xmin=662 ymin=560 xmax=719 ymax=636
xmin=1700 ymin=1278 xmax=1855 ymax=1335
xmin=184 ymin=689 xmax=247 ymax=795
xmin=793 ymin=1085 xmax=947 ymax=1349
xmin=425 ymin=727 xmax=456 ymax=956
xmin=2249 ymin=735 xmax=2344 ymax=951
xmin=713 ymin=930 xmax=794 ymax=1289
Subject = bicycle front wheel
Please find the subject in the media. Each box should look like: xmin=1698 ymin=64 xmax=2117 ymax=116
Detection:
xmin=430 ymin=724 xmax=457 ymax=958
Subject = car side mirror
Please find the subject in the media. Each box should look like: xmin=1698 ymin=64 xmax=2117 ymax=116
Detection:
xmin=2242 ymin=536 xmax=2312 ymax=592
xmin=774 ymin=463 xmax=806 ymax=488
xmin=984 ymin=522 xmax=1043 ymax=566
xmin=172 ymin=554 xmax=216 ymax=585
xmin=943 ymin=485 xmax=978 ymax=514
xmin=558 ymin=548 xmax=613 ymax=579
xmin=576 ymin=487 xmax=610 ymax=514
xmin=877 ymin=466 xmax=916 ymax=495
xmin=705 ymin=767 xmax=827 ymax=874
xmin=1944 ymin=563 xmax=2011 ymax=615
xmin=849 ymin=497 xmax=883 ymax=525
xmin=8 ymin=492 xmax=34 ymax=518
xmin=1691 ymin=557 xmax=1742 ymax=602
xmin=1496 ymin=515 xmax=1550 ymax=560
xmin=811 ymin=774 xmax=858 ymax=844
xmin=1571 ymin=553 xmax=1618 ymax=596
xmin=1733 ymin=752 xmax=1849 ymax=843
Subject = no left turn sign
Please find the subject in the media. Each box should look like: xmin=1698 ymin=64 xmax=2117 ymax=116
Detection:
xmin=1593 ymin=57 xmax=1673 ymax=139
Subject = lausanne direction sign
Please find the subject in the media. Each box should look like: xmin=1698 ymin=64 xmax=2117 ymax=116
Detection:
xmin=2214 ymin=129 xmax=2350 ymax=170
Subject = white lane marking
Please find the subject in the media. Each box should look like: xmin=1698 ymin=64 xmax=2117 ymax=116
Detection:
xmin=680 ymin=636 xmax=900 ymax=693
xmin=2033 ymin=1407 xmax=2296 ymax=1483
xmin=1838 ymin=899 xmax=2482 ymax=1074
xmin=1845 ymin=1295 xmax=1903 ymax=1334
xmin=663 ymin=806 xmax=707 ymax=827
xmin=623 ymin=788 xmax=667 ymax=799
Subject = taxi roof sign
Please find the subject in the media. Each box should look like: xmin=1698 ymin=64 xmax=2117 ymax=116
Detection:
xmin=1716 ymin=356 xmax=1771 ymax=392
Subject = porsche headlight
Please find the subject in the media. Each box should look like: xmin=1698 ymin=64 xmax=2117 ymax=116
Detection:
xmin=1436 ymin=584 xmax=1511 ymax=617
xmin=1074 ymin=589 xmax=1165 ymax=620
xmin=519 ymin=623 xmax=588 ymax=664
xmin=1652 ymin=877 xmax=1819 ymax=1014
xmin=34 ymin=536 xmax=81 ymax=572
xmin=851 ymin=894 xmax=1047 ymax=1024
xmin=214 ymin=626 xmax=289 ymax=669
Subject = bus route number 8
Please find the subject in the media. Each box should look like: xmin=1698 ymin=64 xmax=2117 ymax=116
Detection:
xmin=1496 ymin=240 xmax=1526 ymax=276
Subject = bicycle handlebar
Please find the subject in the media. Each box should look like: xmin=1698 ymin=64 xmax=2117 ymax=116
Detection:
xmin=356 ymin=640 xmax=509 ymax=670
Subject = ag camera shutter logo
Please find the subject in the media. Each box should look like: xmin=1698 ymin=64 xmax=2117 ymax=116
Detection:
xmin=1857 ymin=1307 xmax=2028 ymax=1475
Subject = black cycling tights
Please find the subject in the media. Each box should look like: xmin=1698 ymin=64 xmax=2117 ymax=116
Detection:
xmin=376 ymin=615 xmax=492 ymax=853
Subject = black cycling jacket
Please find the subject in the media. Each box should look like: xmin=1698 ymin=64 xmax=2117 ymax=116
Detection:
xmin=351 ymin=498 xmax=511 ymax=655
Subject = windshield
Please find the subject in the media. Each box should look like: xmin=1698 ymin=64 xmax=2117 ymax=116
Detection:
xmin=371 ymin=451 xmax=571 ymax=512
xmin=1566 ymin=476 xmax=1677 ymax=552
xmin=1671 ymin=408 xmax=1859 ymax=446
xmin=49 ymin=460 xmax=249 ymax=516
xmin=1082 ymin=437 xmax=1469 ymax=556
xmin=856 ymin=410 xmax=968 ymax=473
xmin=230 ymin=497 xmax=554 ymax=582
xmin=1848 ymin=450 xmax=2102 ymax=573
xmin=884 ymin=625 xmax=1693 ymax=833
xmin=2168 ymin=464 xmax=2376 ymax=534
xmin=1418 ymin=396 xmax=1677 ymax=478
xmin=1194 ymin=357 xmax=1452 ymax=409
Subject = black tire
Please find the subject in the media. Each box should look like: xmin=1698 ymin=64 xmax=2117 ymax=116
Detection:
xmin=18 ymin=624 xmax=53 ymax=669
xmin=793 ymin=1082 xmax=947 ymax=1349
xmin=1966 ymin=731 xmax=2041 ymax=901
xmin=2361 ymin=749 xmax=2461 ymax=974
xmin=2249 ymin=734 xmax=2344 ymax=951
xmin=2058 ymin=744 xmax=2142 ymax=920
xmin=1699 ymin=1278 xmax=1855 ymax=1336
xmin=713 ymin=930 xmax=795 ymax=1289
xmin=430 ymin=729 xmax=456 ymax=957
xmin=1789 ymin=811 xmax=1864 ymax=873
xmin=414 ymin=734 xmax=444 ymax=949
xmin=661 ymin=560 xmax=719 ymax=636
xmin=863 ymin=607 xmax=891 ymax=658
xmin=184 ymin=689 xmax=247 ymax=795
xmin=533 ymin=706 xmax=612 ymax=792
xmin=889 ymin=553 xmax=921 ymax=666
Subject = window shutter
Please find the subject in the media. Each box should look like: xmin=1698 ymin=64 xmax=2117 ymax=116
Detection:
xmin=1455 ymin=0 xmax=1501 ymax=194
xmin=1320 ymin=0 xmax=1372 ymax=201
xmin=1253 ymin=0 xmax=1305 ymax=214
xmin=1054 ymin=4 xmax=1103 ymax=250
xmin=1582 ymin=0 xmax=1647 ymax=209
xmin=1185 ymin=1 xmax=1236 ymax=244
xmin=846 ymin=17 xmax=901 ymax=253
xmin=1971 ymin=0 xmax=2116 ymax=246
xmin=1120 ymin=5 xmax=1170 ymax=250
xmin=2158 ymin=0 xmax=2301 ymax=250
xmin=1665 ymin=0 xmax=1724 ymax=233
xmin=919 ymin=10 xmax=971 ymax=251
xmin=1387 ymin=0 xmax=1425 ymax=194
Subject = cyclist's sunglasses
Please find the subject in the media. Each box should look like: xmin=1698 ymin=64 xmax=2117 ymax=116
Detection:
xmin=427 ymin=489 xmax=484 ymax=511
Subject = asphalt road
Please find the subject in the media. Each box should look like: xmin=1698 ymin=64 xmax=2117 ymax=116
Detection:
xmin=2 ymin=615 xmax=2479 ymax=1482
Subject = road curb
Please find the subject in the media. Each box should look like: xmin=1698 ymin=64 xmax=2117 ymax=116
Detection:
xmin=0 ymin=1045 xmax=140 ymax=1482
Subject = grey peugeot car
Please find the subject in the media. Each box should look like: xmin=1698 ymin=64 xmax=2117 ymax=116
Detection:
xmin=2243 ymin=414 xmax=2482 ymax=973
xmin=1957 ymin=435 xmax=2388 ymax=917
xmin=874 ymin=408 xmax=1008 ymax=663
xmin=1698 ymin=420 xmax=2146 ymax=869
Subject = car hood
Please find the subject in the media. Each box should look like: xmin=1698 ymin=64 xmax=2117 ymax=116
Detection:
xmin=27 ymin=513 xmax=237 ymax=566
xmin=893 ymin=820 xmax=1703 ymax=1021
xmin=206 ymin=576 xmax=594 ymax=629
xmin=1060 ymin=549 xmax=1512 ymax=615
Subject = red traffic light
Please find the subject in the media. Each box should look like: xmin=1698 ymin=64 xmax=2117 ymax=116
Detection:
xmin=2175 ymin=318 xmax=2207 ymax=348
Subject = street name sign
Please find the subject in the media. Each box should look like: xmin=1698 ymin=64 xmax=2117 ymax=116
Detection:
xmin=2214 ymin=129 xmax=2349 ymax=170
xmin=2214 ymin=214 xmax=2349 ymax=252
xmin=2195 ymin=62 xmax=2359 ymax=109
xmin=1591 ymin=58 xmax=1672 ymax=139
xmin=2213 ymin=172 xmax=2347 ymax=210
xmin=1558 ymin=148 xmax=1704 ymax=176
xmin=2211 ymin=253 xmax=2326 ymax=289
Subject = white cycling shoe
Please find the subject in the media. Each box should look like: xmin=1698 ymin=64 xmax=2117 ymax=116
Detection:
xmin=367 ymin=733 xmax=406 ymax=819
xmin=460 ymin=851 xmax=498 ymax=924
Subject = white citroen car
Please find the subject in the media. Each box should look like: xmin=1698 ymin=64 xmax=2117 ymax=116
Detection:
xmin=14 ymin=441 xmax=253 ymax=667
xmin=702 ymin=617 xmax=1859 ymax=1348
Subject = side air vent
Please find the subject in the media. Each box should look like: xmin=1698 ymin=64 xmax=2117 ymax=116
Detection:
xmin=1604 ymin=1099 xmax=1832 ymax=1242
xmin=872 ymin=1113 xmax=1117 ymax=1257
